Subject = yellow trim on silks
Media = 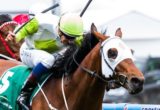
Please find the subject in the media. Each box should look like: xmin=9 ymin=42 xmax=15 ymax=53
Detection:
xmin=74 ymin=35 xmax=84 ymax=47
xmin=34 ymin=39 xmax=60 ymax=53
xmin=16 ymin=18 xmax=39 ymax=42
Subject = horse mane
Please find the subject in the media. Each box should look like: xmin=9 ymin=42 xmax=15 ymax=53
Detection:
xmin=51 ymin=32 xmax=99 ymax=78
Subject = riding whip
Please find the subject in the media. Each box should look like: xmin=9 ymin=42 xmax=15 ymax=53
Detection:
xmin=80 ymin=0 xmax=93 ymax=17
xmin=41 ymin=3 xmax=59 ymax=13
xmin=14 ymin=3 xmax=59 ymax=34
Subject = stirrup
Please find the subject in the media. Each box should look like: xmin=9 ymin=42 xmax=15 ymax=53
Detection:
xmin=17 ymin=95 xmax=30 ymax=110
xmin=17 ymin=100 xmax=30 ymax=110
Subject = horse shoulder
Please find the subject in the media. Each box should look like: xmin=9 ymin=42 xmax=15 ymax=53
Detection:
xmin=0 ymin=59 xmax=22 ymax=76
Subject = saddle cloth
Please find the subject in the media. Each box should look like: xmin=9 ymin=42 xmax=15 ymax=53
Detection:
xmin=0 ymin=65 xmax=50 ymax=110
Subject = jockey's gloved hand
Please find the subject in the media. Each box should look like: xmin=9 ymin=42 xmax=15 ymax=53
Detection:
xmin=52 ymin=53 xmax=65 ymax=69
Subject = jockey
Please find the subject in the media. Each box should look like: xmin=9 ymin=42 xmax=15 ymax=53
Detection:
xmin=12 ymin=11 xmax=84 ymax=108
xmin=0 ymin=14 xmax=20 ymax=60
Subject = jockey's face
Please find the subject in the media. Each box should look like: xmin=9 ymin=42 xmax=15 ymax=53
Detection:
xmin=58 ymin=29 xmax=75 ymax=45
xmin=60 ymin=35 xmax=70 ymax=45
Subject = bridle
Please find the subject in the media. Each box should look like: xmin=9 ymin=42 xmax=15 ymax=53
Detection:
xmin=73 ymin=51 xmax=109 ymax=84
xmin=72 ymin=41 xmax=128 ymax=89
xmin=100 ymin=39 xmax=128 ymax=86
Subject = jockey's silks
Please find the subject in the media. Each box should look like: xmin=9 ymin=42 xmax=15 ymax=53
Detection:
xmin=16 ymin=13 xmax=64 ymax=53
xmin=15 ymin=13 xmax=84 ymax=53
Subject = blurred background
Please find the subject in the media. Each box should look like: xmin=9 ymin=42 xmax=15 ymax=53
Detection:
xmin=1 ymin=0 xmax=160 ymax=104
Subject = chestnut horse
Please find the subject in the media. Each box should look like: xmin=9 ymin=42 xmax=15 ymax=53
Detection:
xmin=0 ymin=14 xmax=29 ymax=61
xmin=0 ymin=23 xmax=144 ymax=110
xmin=0 ymin=32 xmax=22 ymax=61
xmin=0 ymin=34 xmax=22 ymax=61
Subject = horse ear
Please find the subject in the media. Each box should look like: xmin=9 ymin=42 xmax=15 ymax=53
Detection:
xmin=131 ymin=49 xmax=134 ymax=55
xmin=91 ymin=23 xmax=98 ymax=33
xmin=115 ymin=27 xmax=122 ymax=38
xmin=91 ymin=23 xmax=108 ymax=41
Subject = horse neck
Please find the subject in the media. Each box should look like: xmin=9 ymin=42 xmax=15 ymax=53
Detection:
xmin=69 ymin=43 xmax=106 ymax=110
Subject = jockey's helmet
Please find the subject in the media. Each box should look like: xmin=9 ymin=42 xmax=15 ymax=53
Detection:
xmin=29 ymin=3 xmax=52 ymax=16
xmin=59 ymin=13 xmax=83 ymax=38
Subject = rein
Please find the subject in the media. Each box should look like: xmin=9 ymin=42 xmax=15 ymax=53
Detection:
xmin=72 ymin=49 xmax=109 ymax=84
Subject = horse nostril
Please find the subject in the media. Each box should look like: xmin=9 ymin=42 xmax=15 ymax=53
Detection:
xmin=131 ymin=77 xmax=144 ymax=87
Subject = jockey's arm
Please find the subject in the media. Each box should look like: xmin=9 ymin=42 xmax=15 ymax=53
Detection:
xmin=15 ymin=18 xmax=38 ymax=42
xmin=16 ymin=13 xmax=59 ymax=42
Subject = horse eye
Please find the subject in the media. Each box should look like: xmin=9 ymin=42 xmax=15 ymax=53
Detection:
xmin=107 ymin=48 xmax=118 ymax=59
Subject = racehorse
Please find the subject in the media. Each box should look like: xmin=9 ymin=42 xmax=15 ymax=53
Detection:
xmin=0 ymin=28 xmax=22 ymax=61
xmin=0 ymin=23 xmax=144 ymax=110
xmin=0 ymin=14 xmax=26 ymax=61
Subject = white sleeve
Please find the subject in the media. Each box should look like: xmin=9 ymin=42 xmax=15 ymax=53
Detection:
xmin=35 ymin=13 xmax=60 ymax=33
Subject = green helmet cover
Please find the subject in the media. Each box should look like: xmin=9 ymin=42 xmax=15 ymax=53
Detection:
xmin=59 ymin=13 xmax=83 ymax=38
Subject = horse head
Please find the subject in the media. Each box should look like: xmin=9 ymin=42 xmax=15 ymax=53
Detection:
xmin=91 ymin=23 xmax=144 ymax=94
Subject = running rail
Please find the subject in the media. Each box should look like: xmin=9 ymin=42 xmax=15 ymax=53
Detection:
xmin=102 ymin=103 xmax=160 ymax=110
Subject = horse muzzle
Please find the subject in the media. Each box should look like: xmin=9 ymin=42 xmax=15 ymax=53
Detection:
xmin=127 ymin=77 xmax=144 ymax=94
